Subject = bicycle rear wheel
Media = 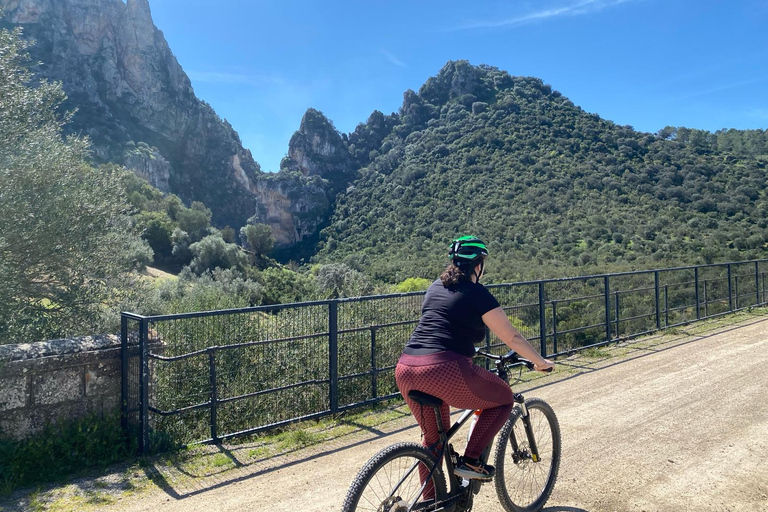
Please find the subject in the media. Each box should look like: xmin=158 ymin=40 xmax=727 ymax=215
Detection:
xmin=341 ymin=442 xmax=447 ymax=512
xmin=493 ymin=398 xmax=561 ymax=512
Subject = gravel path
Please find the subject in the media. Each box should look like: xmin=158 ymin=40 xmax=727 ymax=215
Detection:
xmin=111 ymin=316 xmax=768 ymax=512
xmin=10 ymin=316 xmax=768 ymax=512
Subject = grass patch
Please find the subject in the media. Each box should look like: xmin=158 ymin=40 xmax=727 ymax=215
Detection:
xmin=17 ymin=488 xmax=117 ymax=512
xmin=0 ymin=467 xmax=151 ymax=512
xmin=579 ymin=346 xmax=614 ymax=359
xmin=280 ymin=429 xmax=327 ymax=449
xmin=211 ymin=453 xmax=233 ymax=468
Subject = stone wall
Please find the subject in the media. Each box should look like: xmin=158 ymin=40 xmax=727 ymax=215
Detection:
xmin=0 ymin=335 xmax=123 ymax=441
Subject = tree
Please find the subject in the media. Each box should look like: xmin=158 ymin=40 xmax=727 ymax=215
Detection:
xmin=220 ymin=226 xmax=236 ymax=244
xmin=176 ymin=201 xmax=212 ymax=240
xmin=240 ymin=223 xmax=275 ymax=255
xmin=0 ymin=27 xmax=152 ymax=342
xmin=133 ymin=211 xmax=175 ymax=265
xmin=256 ymin=267 xmax=319 ymax=305
xmin=316 ymin=263 xmax=372 ymax=298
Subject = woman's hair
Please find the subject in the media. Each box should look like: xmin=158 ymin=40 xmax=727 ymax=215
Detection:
xmin=440 ymin=263 xmax=472 ymax=287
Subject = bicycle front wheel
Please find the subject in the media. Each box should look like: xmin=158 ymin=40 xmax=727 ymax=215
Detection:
xmin=493 ymin=398 xmax=561 ymax=512
xmin=341 ymin=442 xmax=448 ymax=512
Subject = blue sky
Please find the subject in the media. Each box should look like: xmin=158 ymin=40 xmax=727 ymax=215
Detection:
xmin=149 ymin=0 xmax=768 ymax=172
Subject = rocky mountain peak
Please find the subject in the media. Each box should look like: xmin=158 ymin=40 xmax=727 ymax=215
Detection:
xmin=418 ymin=60 xmax=510 ymax=107
xmin=281 ymin=108 xmax=355 ymax=193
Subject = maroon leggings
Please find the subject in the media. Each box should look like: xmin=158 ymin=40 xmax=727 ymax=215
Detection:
xmin=395 ymin=351 xmax=515 ymax=460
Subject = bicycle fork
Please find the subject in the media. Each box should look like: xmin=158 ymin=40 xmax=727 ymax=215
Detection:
xmin=514 ymin=393 xmax=542 ymax=463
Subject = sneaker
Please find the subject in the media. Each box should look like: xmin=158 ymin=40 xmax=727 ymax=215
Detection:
xmin=454 ymin=457 xmax=495 ymax=481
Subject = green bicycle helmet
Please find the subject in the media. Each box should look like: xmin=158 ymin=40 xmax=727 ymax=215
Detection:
xmin=448 ymin=236 xmax=489 ymax=268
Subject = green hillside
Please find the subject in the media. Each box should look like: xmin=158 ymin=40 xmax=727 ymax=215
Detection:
xmin=315 ymin=61 xmax=768 ymax=283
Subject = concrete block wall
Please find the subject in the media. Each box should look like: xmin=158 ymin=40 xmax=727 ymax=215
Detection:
xmin=0 ymin=335 xmax=122 ymax=441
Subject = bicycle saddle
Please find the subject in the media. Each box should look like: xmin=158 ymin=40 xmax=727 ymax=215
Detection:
xmin=407 ymin=390 xmax=443 ymax=408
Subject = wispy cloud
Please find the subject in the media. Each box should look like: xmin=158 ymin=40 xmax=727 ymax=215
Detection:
xmin=454 ymin=0 xmax=638 ymax=30
xmin=676 ymin=77 xmax=768 ymax=100
xmin=187 ymin=71 xmax=286 ymax=87
xmin=380 ymin=49 xmax=406 ymax=68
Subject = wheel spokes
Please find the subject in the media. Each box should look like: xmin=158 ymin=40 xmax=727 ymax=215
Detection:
xmin=357 ymin=456 xmax=436 ymax=511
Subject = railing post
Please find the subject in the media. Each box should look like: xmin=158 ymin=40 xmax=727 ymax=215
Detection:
xmin=120 ymin=314 xmax=128 ymax=433
xmin=329 ymin=300 xmax=338 ymax=413
xmin=139 ymin=318 xmax=149 ymax=455
xmin=664 ymin=284 xmax=669 ymax=327
xmin=604 ymin=276 xmax=611 ymax=342
xmin=614 ymin=291 xmax=620 ymax=338
xmin=538 ymin=281 xmax=547 ymax=357
xmin=694 ymin=267 xmax=700 ymax=320
xmin=552 ymin=300 xmax=558 ymax=355
xmin=727 ymin=264 xmax=733 ymax=311
xmin=209 ymin=349 xmax=218 ymax=443
xmin=654 ymin=271 xmax=660 ymax=330
xmin=735 ymin=275 xmax=740 ymax=310
xmin=755 ymin=261 xmax=760 ymax=307
xmin=370 ymin=327 xmax=377 ymax=399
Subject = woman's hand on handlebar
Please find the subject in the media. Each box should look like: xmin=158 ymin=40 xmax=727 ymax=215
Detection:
xmin=534 ymin=359 xmax=555 ymax=373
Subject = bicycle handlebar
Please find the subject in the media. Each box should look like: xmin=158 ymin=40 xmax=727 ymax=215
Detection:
xmin=475 ymin=349 xmax=554 ymax=373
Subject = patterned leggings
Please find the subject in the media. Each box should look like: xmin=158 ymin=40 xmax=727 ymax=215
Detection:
xmin=395 ymin=351 xmax=515 ymax=460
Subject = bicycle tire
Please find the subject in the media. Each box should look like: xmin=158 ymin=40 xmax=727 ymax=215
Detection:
xmin=341 ymin=442 xmax=448 ymax=512
xmin=493 ymin=398 xmax=561 ymax=512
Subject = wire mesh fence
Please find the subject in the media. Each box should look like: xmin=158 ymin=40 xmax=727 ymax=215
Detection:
xmin=122 ymin=259 xmax=768 ymax=452
xmin=337 ymin=292 xmax=424 ymax=409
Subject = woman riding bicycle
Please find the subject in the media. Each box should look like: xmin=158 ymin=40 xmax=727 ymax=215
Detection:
xmin=395 ymin=236 xmax=554 ymax=482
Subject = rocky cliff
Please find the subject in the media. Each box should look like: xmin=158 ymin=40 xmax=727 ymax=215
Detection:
xmin=0 ymin=0 xmax=336 ymax=242
xmin=0 ymin=0 xmax=264 ymax=228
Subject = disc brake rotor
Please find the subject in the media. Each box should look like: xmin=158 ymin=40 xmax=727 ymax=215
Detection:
xmin=378 ymin=496 xmax=408 ymax=512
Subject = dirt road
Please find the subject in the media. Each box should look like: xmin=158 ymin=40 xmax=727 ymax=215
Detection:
xmin=77 ymin=317 xmax=768 ymax=511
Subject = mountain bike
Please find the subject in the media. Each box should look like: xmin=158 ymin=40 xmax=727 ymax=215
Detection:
xmin=341 ymin=350 xmax=561 ymax=512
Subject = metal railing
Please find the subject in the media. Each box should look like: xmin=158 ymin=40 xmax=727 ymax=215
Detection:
xmin=121 ymin=259 xmax=768 ymax=453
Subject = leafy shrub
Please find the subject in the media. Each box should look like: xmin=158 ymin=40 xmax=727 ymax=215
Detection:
xmin=188 ymin=235 xmax=249 ymax=275
xmin=395 ymin=277 xmax=431 ymax=292
xmin=151 ymin=268 xmax=263 ymax=313
xmin=0 ymin=414 xmax=134 ymax=494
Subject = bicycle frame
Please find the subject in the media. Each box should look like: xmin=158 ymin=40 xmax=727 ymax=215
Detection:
xmin=404 ymin=352 xmax=544 ymax=512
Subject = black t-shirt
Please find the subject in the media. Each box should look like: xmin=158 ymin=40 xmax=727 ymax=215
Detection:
xmin=404 ymin=279 xmax=501 ymax=357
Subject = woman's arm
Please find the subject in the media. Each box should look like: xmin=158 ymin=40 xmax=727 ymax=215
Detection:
xmin=482 ymin=307 xmax=554 ymax=372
